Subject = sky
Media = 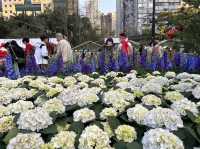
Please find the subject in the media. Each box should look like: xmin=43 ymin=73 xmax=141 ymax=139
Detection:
xmin=79 ymin=0 xmax=116 ymax=14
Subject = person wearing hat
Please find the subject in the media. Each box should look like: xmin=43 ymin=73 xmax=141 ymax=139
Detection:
xmin=98 ymin=37 xmax=119 ymax=74
xmin=118 ymin=33 xmax=133 ymax=73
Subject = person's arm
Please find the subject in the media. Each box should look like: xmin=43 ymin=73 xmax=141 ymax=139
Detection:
xmin=41 ymin=46 xmax=48 ymax=58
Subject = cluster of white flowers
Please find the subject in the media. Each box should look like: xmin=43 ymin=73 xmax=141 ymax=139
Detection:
xmin=48 ymin=77 xmax=63 ymax=84
xmin=115 ymin=125 xmax=137 ymax=143
xmin=79 ymin=125 xmax=111 ymax=149
xmin=142 ymin=128 xmax=184 ymax=149
xmin=141 ymin=94 xmax=162 ymax=106
xmin=73 ymin=108 xmax=96 ymax=123
xmin=127 ymin=104 xmax=149 ymax=124
xmin=7 ymin=133 xmax=44 ymax=149
xmin=0 ymin=105 xmax=9 ymax=118
xmin=164 ymin=91 xmax=184 ymax=102
xmin=106 ymin=71 xmax=118 ymax=78
xmin=165 ymin=71 xmax=176 ymax=79
xmin=114 ymin=77 xmax=128 ymax=83
xmin=143 ymin=107 xmax=183 ymax=131
xmin=171 ymin=98 xmax=199 ymax=116
xmin=17 ymin=107 xmax=53 ymax=131
xmin=77 ymin=74 xmax=94 ymax=83
xmin=103 ymin=89 xmax=135 ymax=112
xmin=192 ymin=86 xmax=200 ymax=99
xmin=142 ymin=82 xmax=162 ymax=95
xmin=148 ymin=76 xmax=169 ymax=87
xmin=101 ymin=122 xmax=114 ymax=138
xmin=42 ymin=98 xmax=65 ymax=115
xmin=29 ymin=80 xmax=49 ymax=91
xmin=50 ymin=131 xmax=76 ymax=149
xmin=171 ymin=82 xmax=193 ymax=93
xmin=7 ymin=100 xmax=34 ymax=114
xmin=91 ymin=78 xmax=106 ymax=88
xmin=0 ymin=79 xmax=19 ymax=88
xmin=100 ymin=108 xmax=118 ymax=120
xmin=63 ymin=76 xmax=77 ymax=87
xmin=0 ymin=116 xmax=15 ymax=133
xmin=152 ymin=71 xmax=161 ymax=76
xmin=176 ymin=72 xmax=191 ymax=80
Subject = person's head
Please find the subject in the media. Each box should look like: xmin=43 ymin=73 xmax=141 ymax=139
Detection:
xmin=105 ymin=37 xmax=114 ymax=48
xmin=56 ymin=33 xmax=64 ymax=42
xmin=22 ymin=37 xmax=30 ymax=44
xmin=40 ymin=35 xmax=49 ymax=44
xmin=119 ymin=32 xmax=127 ymax=42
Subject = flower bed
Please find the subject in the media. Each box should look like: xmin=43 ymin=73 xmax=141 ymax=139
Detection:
xmin=0 ymin=71 xmax=200 ymax=149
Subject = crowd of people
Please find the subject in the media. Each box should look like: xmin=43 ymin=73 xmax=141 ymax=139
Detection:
xmin=0 ymin=32 xmax=198 ymax=79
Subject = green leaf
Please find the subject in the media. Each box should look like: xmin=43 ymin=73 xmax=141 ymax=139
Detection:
xmin=107 ymin=117 xmax=121 ymax=131
xmin=196 ymin=126 xmax=200 ymax=138
xmin=69 ymin=122 xmax=84 ymax=135
xmin=185 ymin=126 xmax=200 ymax=143
xmin=41 ymin=124 xmax=58 ymax=135
xmin=126 ymin=142 xmax=143 ymax=149
xmin=186 ymin=110 xmax=197 ymax=123
xmin=113 ymin=142 xmax=127 ymax=149
xmin=3 ymin=127 xmax=18 ymax=144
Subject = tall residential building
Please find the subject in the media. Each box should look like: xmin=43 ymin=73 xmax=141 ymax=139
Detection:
xmin=86 ymin=0 xmax=101 ymax=34
xmin=101 ymin=13 xmax=112 ymax=36
xmin=111 ymin=12 xmax=116 ymax=34
xmin=116 ymin=0 xmax=182 ymax=36
xmin=1 ymin=0 xmax=53 ymax=18
xmin=53 ymin=0 xmax=79 ymax=16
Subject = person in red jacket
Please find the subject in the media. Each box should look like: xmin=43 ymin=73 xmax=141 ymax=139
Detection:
xmin=22 ymin=37 xmax=37 ymax=74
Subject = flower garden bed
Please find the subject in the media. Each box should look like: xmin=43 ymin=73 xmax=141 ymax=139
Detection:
xmin=0 ymin=71 xmax=200 ymax=149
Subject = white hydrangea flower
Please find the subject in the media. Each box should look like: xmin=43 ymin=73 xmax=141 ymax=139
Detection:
xmin=127 ymin=104 xmax=149 ymax=124
xmin=152 ymin=71 xmax=161 ymax=76
xmin=103 ymin=89 xmax=134 ymax=112
xmin=8 ymin=100 xmax=34 ymax=114
xmin=7 ymin=133 xmax=44 ymax=149
xmin=0 ymin=105 xmax=10 ymax=118
xmin=91 ymin=78 xmax=106 ymax=88
xmin=101 ymin=122 xmax=114 ymax=138
xmin=143 ymin=107 xmax=183 ymax=131
xmin=176 ymin=72 xmax=192 ymax=80
xmin=73 ymin=73 xmax=83 ymax=78
xmin=125 ymin=72 xmax=137 ymax=80
xmin=171 ymin=98 xmax=199 ymax=116
xmin=171 ymin=82 xmax=194 ymax=93
xmin=40 ymin=143 xmax=55 ymax=149
xmin=77 ymin=75 xmax=94 ymax=83
xmin=48 ymin=77 xmax=63 ymax=84
xmin=0 ymin=116 xmax=15 ymax=133
xmin=77 ymin=82 xmax=89 ymax=88
xmin=106 ymin=71 xmax=118 ymax=78
xmin=115 ymin=125 xmax=137 ymax=143
xmin=114 ymin=77 xmax=128 ymax=83
xmin=46 ymin=87 xmax=63 ymax=98
xmin=142 ymin=82 xmax=162 ymax=94
xmin=50 ymin=131 xmax=76 ymax=149
xmin=17 ymin=107 xmax=53 ymax=131
xmin=191 ymin=74 xmax=200 ymax=82
xmin=141 ymin=94 xmax=162 ymax=106
xmin=73 ymin=108 xmax=95 ymax=123
xmin=63 ymin=76 xmax=77 ymax=87
xmin=165 ymin=71 xmax=176 ymax=79
xmin=100 ymin=108 xmax=118 ymax=120
xmin=192 ymin=86 xmax=200 ymax=99
xmin=148 ymin=76 xmax=169 ymax=87
xmin=79 ymin=125 xmax=111 ymax=149
xmin=164 ymin=91 xmax=184 ymax=102
xmin=0 ymin=79 xmax=19 ymax=88
xmin=42 ymin=98 xmax=65 ymax=115
xmin=142 ymin=128 xmax=184 ymax=149
xmin=29 ymin=80 xmax=50 ymax=91
xmin=116 ymin=82 xmax=129 ymax=90
xmin=78 ymin=90 xmax=99 ymax=107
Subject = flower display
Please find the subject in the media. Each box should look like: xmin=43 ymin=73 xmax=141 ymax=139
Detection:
xmin=115 ymin=125 xmax=137 ymax=143
xmin=171 ymin=82 xmax=193 ymax=92
xmin=101 ymin=122 xmax=114 ymax=138
xmin=142 ymin=128 xmax=184 ymax=149
xmin=42 ymin=98 xmax=65 ymax=115
xmin=50 ymin=131 xmax=76 ymax=149
xmin=192 ymin=86 xmax=200 ymax=99
xmin=73 ymin=108 xmax=96 ymax=123
xmin=176 ymin=72 xmax=191 ymax=80
xmin=0 ymin=116 xmax=15 ymax=133
xmin=142 ymin=82 xmax=162 ymax=94
xmin=48 ymin=77 xmax=63 ymax=84
xmin=127 ymin=104 xmax=149 ymax=124
xmin=141 ymin=94 xmax=162 ymax=106
xmin=0 ymin=105 xmax=9 ymax=118
xmin=91 ymin=78 xmax=106 ymax=88
xmin=17 ymin=107 xmax=53 ymax=131
xmin=63 ymin=76 xmax=77 ymax=87
xmin=143 ymin=107 xmax=183 ymax=131
xmin=7 ymin=100 xmax=34 ymax=114
xmin=77 ymin=74 xmax=94 ymax=83
xmin=171 ymin=98 xmax=199 ymax=116
xmin=100 ymin=108 xmax=118 ymax=120
xmin=7 ymin=133 xmax=44 ymax=149
xmin=79 ymin=125 xmax=111 ymax=149
xmin=164 ymin=91 xmax=184 ymax=102
xmin=165 ymin=71 xmax=176 ymax=78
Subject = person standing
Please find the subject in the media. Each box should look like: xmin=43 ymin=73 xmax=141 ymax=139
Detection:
xmin=118 ymin=33 xmax=133 ymax=72
xmin=55 ymin=33 xmax=73 ymax=75
xmin=34 ymin=35 xmax=49 ymax=73
xmin=22 ymin=37 xmax=37 ymax=74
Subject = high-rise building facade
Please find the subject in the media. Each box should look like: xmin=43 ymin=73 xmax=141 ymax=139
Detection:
xmin=1 ymin=0 xmax=53 ymax=18
xmin=101 ymin=13 xmax=112 ymax=36
xmin=53 ymin=0 xmax=79 ymax=16
xmin=86 ymin=0 xmax=101 ymax=34
xmin=116 ymin=0 xmax=182 ymax=36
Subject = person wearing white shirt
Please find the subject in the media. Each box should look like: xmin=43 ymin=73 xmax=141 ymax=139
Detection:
xmin=34 ymin=35 xmax=49 ymax=72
